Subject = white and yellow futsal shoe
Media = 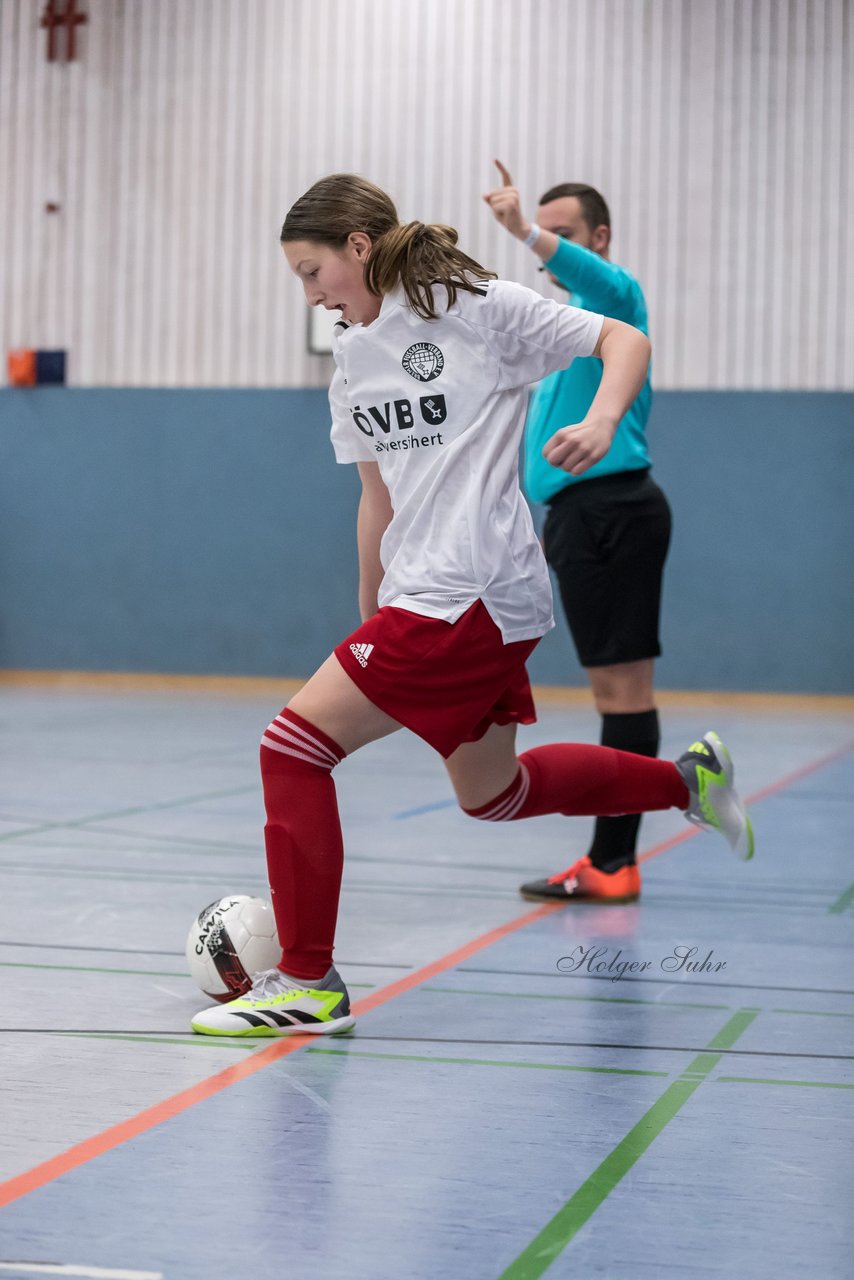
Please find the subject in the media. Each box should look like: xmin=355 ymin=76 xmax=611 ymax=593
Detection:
xmin=676 ymin=730 xmax=755 ymax=861
xmin=191 ymin=965 xmax=355 ymax=1037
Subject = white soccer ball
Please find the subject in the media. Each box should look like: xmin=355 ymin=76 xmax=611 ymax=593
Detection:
xmin=186 ymin=895 xmax=280 ymax=1003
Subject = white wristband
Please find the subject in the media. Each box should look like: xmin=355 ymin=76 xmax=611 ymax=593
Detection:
xmin=522 ymin=223 xmax=541 ymax=248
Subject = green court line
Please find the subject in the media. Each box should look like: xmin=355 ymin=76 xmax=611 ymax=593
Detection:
xmin=60 ymin=823 xmax=530 ymax=875
xmin=715 ymin=1075 xmax=854 ymax=1091
xmin=6 ymin=821 xmax=538 ymax=878
xmin=0 ymin=863 xmax=267 ymax=885
xmin=3 ymin=833 xmax=260 ymax=859
xmin=0 ymin=960 xmax=375 ymax=989
xmin=705 ymin=1009 xmax=760 ymax=1048
xmin=345 ymin=882 xmax=513 ymax=900
xmin=772 ymin=1007 xmax=854 ymax=1019
xmin=50 ymin=1031 xmax=261 ymax=1049
xmin=306 ymin=1047 xmax=668 ymax=1078
xmin=424 ymin=985 xmax=730 ymax=1011
xmin=0 ymin=960 xmax=189 ymax=978
xmin=311 ymin=1044 xmax=854 ymax=1095
xmin=66 ymin=823 xmax=260 ymax=853
xmin=5 ymin=958 xmax=847 ymax=1020
xmin=828 ymin=881 xmax=854 ymax=914
xmin=0 ymin=861 xmax=514 ymax=899
xmin=0 ymin=784 xmax=259 ymax=845
xmin=498 ymin=1008 xmax=760 ymax=1279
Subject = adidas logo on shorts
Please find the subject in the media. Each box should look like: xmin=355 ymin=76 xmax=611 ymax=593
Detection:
xmin=349 ymin=642 xmax=374 ymax=668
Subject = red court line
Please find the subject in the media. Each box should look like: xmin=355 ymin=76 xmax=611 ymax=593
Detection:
xmin=0 ymin=903 xmax=559 ymax=1208
xmin=3 ymin=737 xmax=852 ymax=1208
xmin=637 ymin=826 xmax=696 ymax=864
xmin=638 ymin=738 xmax=854 ymax=865
xmin=738 ymin=739 xmax=854 ymax=806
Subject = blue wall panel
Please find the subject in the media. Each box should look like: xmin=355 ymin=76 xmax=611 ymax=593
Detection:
xmin=532 ymin=391 xmax=854 ymax=694
xmin=0 ymin=389 xmax=362 ymax=676
xmin=1 ymin=389 xmax=851 ymax=692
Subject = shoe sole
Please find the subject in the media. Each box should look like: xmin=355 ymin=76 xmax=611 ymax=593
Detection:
xmin=705 ymin=775 xmax=754 ymax=861
xmin=190 ymin=1015 xmax=356 ymax=1038
xmin=695 ymin=732 xmax=755 ymax=862
xmin=519 ymin=889 xmax=640 ymax=905
xmin=737 ymin=813 xmax=755 ymax=861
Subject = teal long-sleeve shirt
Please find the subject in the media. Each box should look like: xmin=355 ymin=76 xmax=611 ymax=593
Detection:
xmin=524 ymin=236 xmax=652 ymax=504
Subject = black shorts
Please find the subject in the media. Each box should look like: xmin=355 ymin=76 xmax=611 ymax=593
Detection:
xmin=542 ymin=469 xmax=672 ymax=669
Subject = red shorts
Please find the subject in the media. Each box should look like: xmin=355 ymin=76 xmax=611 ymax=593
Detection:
xmin=333 ymin=600 xmax=540 ymax=758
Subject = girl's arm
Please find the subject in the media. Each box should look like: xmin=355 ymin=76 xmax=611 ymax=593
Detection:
xmin=543 ymin=316 xmax=651 ymax=476
xmin=356 ymin=461 xmax=394 ymax=621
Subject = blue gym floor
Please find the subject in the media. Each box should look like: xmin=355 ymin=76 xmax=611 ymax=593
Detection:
xmin=0 ymin=683 xmax=852 ymax=1279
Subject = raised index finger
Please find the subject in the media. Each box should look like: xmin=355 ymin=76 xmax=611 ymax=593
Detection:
xmin=494 ymin=159 xmax=514 ymax=187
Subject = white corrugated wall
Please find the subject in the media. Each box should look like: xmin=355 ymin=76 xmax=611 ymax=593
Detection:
xmin=0 ymin=0 xmax=851 ymax=388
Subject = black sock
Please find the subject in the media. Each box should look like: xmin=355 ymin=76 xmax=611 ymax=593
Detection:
xmin=587 ymin=709 xmax=660 ymax=872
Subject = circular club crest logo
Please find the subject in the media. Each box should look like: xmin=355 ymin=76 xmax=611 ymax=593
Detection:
xmin=402 ymin=342 xmax=444 ymax=382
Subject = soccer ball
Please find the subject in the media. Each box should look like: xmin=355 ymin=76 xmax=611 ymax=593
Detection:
xmin=186 ymin=895 xmax=280 ymax=1003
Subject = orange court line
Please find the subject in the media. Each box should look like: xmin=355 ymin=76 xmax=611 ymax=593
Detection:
xmin=0 ymin=903 xmax=559 ymax=1209
xmin=0 ymin=1039 xmax=311 ymax=1207
xmin=736 ymin=738 xmax=854 ymax=806
xmin=2 ymin=737 xmax=852 ymax=1208
xmin=638 ymin=738 xmax=854 ymax=865
xmin=347 ymin=906 xmax=553 ymax=1019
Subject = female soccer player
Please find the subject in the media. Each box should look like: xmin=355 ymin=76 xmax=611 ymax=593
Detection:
xmin=191 ymin=174 xmax=753 ymax=1039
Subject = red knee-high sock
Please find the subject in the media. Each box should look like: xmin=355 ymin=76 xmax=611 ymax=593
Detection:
xmin=465 ymin=743 xmax=689 ymax=821
xmin=260 ymin=708 xmax=347 ymax=981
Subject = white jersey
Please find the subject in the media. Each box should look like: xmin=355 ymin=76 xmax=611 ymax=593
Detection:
xmin=329 ymin=278 xmax=604 ymax=644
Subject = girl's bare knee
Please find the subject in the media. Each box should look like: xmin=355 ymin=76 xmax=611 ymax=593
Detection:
xmin=445 ymin=723 xmax=520 ymax=811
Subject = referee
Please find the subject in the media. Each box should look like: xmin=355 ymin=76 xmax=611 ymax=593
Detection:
xmin=485 ymin=162 xmax=672 ymax=904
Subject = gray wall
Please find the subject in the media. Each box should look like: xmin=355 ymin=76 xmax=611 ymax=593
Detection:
xmin=2 ymin=0 xmax=851 ymax=390
xmin=2 ymin=388 xmax=851 ymax=692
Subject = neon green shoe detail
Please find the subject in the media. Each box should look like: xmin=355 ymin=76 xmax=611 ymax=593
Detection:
xmin=191 ymin=966 xmax=356 ymax=1037
xmin=696 ymin=762 xmax=728 ymax=826
xmin=677 ymin=731 xmax=755 ymax=861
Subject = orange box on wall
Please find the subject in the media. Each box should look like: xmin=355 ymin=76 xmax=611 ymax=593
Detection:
xmin=7 ymin=349 xmax=37 ymax=386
